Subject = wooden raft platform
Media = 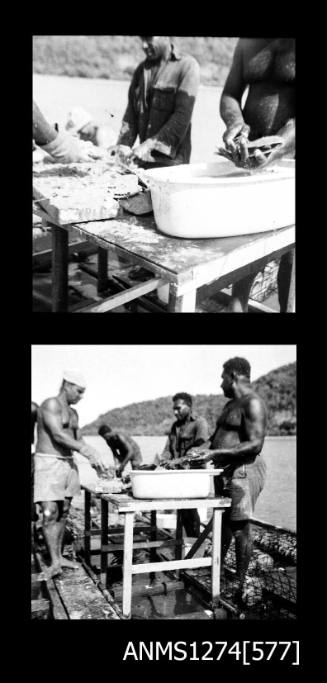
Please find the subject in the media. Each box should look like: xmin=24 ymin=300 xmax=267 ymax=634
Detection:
xmin=32 ymin=547 xmax=119 ymax=620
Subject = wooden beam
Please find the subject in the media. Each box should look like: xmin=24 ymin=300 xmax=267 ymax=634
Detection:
xmin=78 ymin=278 xmax=165 ymax=313
xmin=131 ymin=557 xmax=212 ymax=574
xmin=52 ymin=226 xmax=68 ymax=312
xmin=122 ymin=512 xmax=134 ymax=617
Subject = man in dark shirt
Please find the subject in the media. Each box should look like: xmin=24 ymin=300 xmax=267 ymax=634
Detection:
xmin=114 ymin=36 xmax=200 ymax=168
xmin=219 ymin=38 xmax=295 ymax=312
xmin=98 ymin=425 xmax=142 ymax=476
xmin=158 ymin=392 xmax=209 ymax=537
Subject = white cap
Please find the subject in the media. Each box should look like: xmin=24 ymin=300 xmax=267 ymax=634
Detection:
xmin=65 ymin=107 xmax=93 ymax=134
xmin=63 ymin=370 xmax=87 ymax=388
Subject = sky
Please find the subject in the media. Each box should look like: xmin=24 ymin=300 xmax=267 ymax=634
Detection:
xmin=31 ymin=345 xmax=296 ymax=426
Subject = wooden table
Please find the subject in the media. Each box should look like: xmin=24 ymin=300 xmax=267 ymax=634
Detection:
xmin=83 ymin=487 xmax=230 ymax=618
xmin=38 ymin=208 xmax=295 ymax=313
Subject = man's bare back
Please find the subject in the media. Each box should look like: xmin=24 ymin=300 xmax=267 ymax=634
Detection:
xmin=36 ymin=397 xmax=79 ymax=458
xmin=241 ymin=38 xmax=295 ymax=139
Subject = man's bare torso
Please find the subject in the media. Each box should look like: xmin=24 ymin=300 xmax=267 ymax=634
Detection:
xmin=36 ymin=397 xmax=79 ymax=457
xmin=242 ymin=38 xmax=295 ymax=139
xmin=210 ymin=392 xmax=265 ymax=467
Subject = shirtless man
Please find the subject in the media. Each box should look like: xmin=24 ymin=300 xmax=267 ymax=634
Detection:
xmin=220 ymin=39 xmax=295 ymax=312
xmin=98 ymin=425 xmax=142 ymax=477
xmin=34 ymin=371 xmax=107 ymax=579
xmin=189 ymin=357 xmax=267 ymax=603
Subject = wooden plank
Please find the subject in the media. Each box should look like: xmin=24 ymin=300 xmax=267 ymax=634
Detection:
xmin=78 ymin=278 xmax=165 ymax=313
xmin=132 ymin=557 xmax=212 ymax=574
xmin=211 ymin=509 xmax=222 ymax=607
xmin=97 ymin=248 xmax=109 ymax=293
xmin=100 ymin=539 xmax=180 ymax=553
xmin=69 ymin=213 xmax=295 ymax=285
xmin=100 ymin=499 xmax=109 ymax=586
xmin=184 ymin=518 xmax=213 ymax=559
xmin=84 ymin=489 xmax=91 ymax=565
xmin=122 ymin=512 xmax=134 ymax=617
xmin=286 ymin=248 xmax=296 ymax=313
xmin=168 ymin=287 xmax=196 ymax=313
xmin=34 ymin=550 xmax=69 ymax=620
xmin=31 ymin=598 xmax=51 ymax=620
xmin=52 ymin=226 xmax=68 ymax=312
xmin=103 ymin=495 xmax=231 ymax=513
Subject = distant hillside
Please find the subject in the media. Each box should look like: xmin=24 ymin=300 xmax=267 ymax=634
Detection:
xmin=33 ymin=36 xmax=238 ymax=86
xmin=81 ymin=362 xmax=296 ymax=437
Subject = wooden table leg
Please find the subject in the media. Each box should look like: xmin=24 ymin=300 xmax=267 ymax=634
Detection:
xmin=149 ymin=511 xmax=157 ymax=583
xmin=122 ymin=511 xmax=134 ymax=618
xmin=100 ymin=498 xmax=109 ymax=587
xmin=84 ymin=489 xmax=91 ymax=565
xmin=168 ymin=286 xmax=196 ymax=312
xmin=97 ymin=247 xmax=108 ymax=294
xmin=286 ymin=248 xmax=296 ymax=313
xmin=52 ymin=225 xmax=68 ymax=312
xmin=211 ymin=509 xmax=222 ymax=609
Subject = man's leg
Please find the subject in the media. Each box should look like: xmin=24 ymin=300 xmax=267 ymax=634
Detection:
xmin=229 ymin=273 xmax=257 ymax=312
xmin=40 ymin=501 xmax=62 ymax=579
xmin=57 ymin=497 xmax=79 ymax=569
xmin=231 ymin=519 xmax=253 ymax=598
xmin=277 ymin=251 xmax=295 ymax=312
xmin=181 ymin=509 xmax=200 ymax=537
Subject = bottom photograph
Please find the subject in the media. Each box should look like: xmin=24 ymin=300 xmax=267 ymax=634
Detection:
xmin=31 ymin=344 xmax=296 ymax=621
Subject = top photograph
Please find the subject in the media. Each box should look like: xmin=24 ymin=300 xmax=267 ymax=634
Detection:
xmin=32 ymin=36 xmax=295 ymax=314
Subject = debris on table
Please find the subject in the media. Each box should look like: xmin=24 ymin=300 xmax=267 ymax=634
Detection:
xmin=33 ymin=159 xmax=139 ymax=225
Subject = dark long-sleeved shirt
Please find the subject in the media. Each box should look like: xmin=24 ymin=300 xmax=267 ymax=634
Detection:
xmin=160 ymin=415 xmax=209 ymax=463
xmin=117 ymin=48 xmax=200 ymax=165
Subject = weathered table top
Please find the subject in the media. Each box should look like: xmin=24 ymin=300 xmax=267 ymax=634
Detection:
xmin=82 ymin=486 xmax=231 ymax=512
xmin=64 ymin=211 xmax=295 ymax=288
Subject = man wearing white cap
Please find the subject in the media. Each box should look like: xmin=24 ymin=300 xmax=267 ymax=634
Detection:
xmin=65 ymin=106 xmax=116 ymax=151
xmin=33 ymin=100 xmax=100 ymax=164
xmin=34 ymin=370 xmax=107 ymax=580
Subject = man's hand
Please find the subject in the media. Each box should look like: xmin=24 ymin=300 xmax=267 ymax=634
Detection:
xmin=223 ymin=122 xmax=250 ymax=164
xmin=132 ymin=140 xmax=156 ymax=164
xmin=187 ymin=447 xmax=213 ymax=463
xmin=40 ymin=132 xmax=97 ymax=164
xmin=108 ymin=144 xmax=134 ymax=165
xmin=79 ymin=443 xmax=107 ymax=475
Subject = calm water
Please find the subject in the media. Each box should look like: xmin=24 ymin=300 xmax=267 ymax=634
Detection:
xmin=33 ymin=74 xmax=224 ymax=163
xmin=80 ymin=435 xmax=296 ymax=531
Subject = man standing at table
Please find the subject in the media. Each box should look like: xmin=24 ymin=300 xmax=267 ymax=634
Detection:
xmin=34 ymin=370 xmax=107 ymax=579
xmin=158 ymin=392 xmax=209 ymax=538
xmin=113 ymin=36 xmax=200 ymax=169
xmin=189 ymin=358 xmax=267 ymax=604
xmin=98 ymin=425 xmax=143 ymax=476
xmin=219 ymin=38 xmax=295 ymax=312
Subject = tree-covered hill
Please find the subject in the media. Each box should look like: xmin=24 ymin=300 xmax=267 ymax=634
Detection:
xmin=33 ymin=36 xmax=238 ymax=86
xmin=81 ymin=363 xmax=296 ymax=437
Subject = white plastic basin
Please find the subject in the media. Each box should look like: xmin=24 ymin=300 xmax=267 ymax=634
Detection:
xmin=144 ymin=159 xmax=295 ymax=238
xmin=130 ymin=469 xmax=223 ymax=499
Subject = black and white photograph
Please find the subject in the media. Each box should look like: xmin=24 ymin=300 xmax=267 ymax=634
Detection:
xmin=32 ymin=36 xmax=295 ymax=314
xmin=31 ymin=345 xmax=296 ymax=622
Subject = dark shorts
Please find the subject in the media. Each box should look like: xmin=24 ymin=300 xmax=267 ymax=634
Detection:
xmin=216 ymin=458 xmax=267 ymax=522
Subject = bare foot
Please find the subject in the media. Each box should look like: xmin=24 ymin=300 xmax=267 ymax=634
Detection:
xmin=60 ymin=557 xmax=80 ymax=570
xmin=37 ymin=564 xmax=62 ymax=581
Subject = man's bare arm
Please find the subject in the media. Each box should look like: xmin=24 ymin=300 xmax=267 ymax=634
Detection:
xmin=220 ymin=40 xmax=250 ymax=151
xmin=41 ymin=400 xmax=106 ymax=472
